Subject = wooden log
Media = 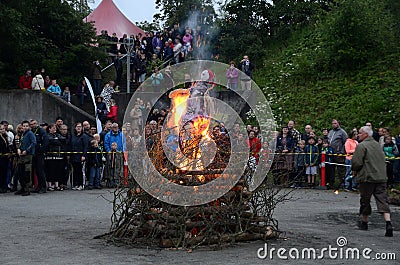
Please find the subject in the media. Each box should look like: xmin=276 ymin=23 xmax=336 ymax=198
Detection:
xmin=160 ymin=229 xmax=278 ymax=248
xmin=391 ymin=188 xmax=400 ymax=195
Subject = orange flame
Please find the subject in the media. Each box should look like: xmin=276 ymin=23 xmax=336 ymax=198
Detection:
xmin=197 ymin=175 xmax=205 ymax=182
xmin=168 ymin=89 xmax=190 ymax=130
xmin=193 ymin=116 xmax=210 ymax=138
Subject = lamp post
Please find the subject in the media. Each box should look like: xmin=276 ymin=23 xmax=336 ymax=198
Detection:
xmin=124 ymin=37 xmax=135 ymax=94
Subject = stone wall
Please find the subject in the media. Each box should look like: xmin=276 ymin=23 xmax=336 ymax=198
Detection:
xmin=0 ymin=90 xmax=95 ymax=128
xmin=0 ymin=90 xmax=250 ymax=129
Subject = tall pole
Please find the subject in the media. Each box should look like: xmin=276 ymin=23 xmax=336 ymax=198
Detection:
xmin=124 ymin=37 xmax=134 ymax=94
xmin=127 ymin=49 xmax=131 ymax=94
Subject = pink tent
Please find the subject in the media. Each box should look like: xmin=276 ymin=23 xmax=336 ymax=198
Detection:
xmin=84 ymin=0 xmax=146 ymax=38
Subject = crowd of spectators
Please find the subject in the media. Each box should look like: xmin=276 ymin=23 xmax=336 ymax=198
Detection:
xmin=0 ymin=118 xmax=126 ymax=195
xmin=96 ymin=24 xmax=213 ymax=89
xmin=1 ymin=106 xmax=399 ymax=196
xmin=11 ymin=23 xmax=399 ymax=197
xmin=268 ymin=120 xmax=400 ymax=190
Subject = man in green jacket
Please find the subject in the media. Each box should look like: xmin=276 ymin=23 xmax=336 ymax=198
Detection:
xmin=352 ymin=126 xmax=393 ymax=237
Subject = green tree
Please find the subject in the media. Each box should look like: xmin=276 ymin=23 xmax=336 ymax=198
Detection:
xmin=0 ymin=0 xmax=102 ymax=88
xmin=135 ymin=20 xmax=161 ymax=33
xmin=217 ymin=0 xmax=329 ymax=64
xmin=317 ymin=0 xmax=398 ymax=71
xmin=154 ymin=0 xmax=216 ymax=29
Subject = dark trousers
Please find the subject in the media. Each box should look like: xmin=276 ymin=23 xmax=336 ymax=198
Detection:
xmin=16 ymin=155 xmax=33 ymax=191
xmin=92 ymin=79 xmax=102 ymax=96
xmin=325 ymin=164 xmax=334 ymax=187
xmin=386 ymin=161 xmax=394 ymax=186
xmin=332 ymin=156 xmax=346 ymax=189
xmin=33 ymin=154 xmax=46 ymax=190
xmin=0 ymin=158 xmax=8 ymax=190
xmin=61 ymin=160 xmax=70 ymax=186
xmin=72 ymin=162 xmax=84 ymax=187
xmin=115 ymin=70 xmax=123 ymax=87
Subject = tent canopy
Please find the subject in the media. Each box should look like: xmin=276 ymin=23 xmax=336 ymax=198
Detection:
xmin=85 ymin=0 xmax=146 ymax=38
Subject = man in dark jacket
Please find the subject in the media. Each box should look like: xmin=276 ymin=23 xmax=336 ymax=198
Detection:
xmin=238 ymin=55 xmax=254 ymax=90
xmin=352 ymin=126 xmax=392 ymax=237
xmin=114 ymin=52 xmax=124 ymax=88
xmin=96 ymin=96 xmax=108 ymax=124
xmin=30 ymin=119 xmax=48 ymax=194
xmin=15 ymin=121 xmax=36 ymax=196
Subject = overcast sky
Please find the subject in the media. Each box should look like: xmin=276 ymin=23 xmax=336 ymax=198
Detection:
xmin=88 ymin=0 xmax=157 ymax=23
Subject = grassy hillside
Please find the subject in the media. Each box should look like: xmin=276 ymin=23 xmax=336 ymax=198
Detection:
xmin=255 ymin=53 xmax=400 ymax=133
xmin=254 ymin=55 xmax=400 ymax=134
xmin=252 ymin=0 xmax=400 ymax=135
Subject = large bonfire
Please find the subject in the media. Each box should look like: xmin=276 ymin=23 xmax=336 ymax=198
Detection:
xmin=106 ymin=71 xmax=286 ymax=250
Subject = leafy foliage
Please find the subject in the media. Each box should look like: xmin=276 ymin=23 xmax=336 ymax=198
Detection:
xmin=0 ymin=0 xmax=103 ymax=88
xmin=154 ymin=0 xmax=216 ymax=28
xmin=253 ymin=0 xmax=400 ymax=133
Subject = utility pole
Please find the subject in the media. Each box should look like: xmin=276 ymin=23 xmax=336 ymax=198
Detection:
xmin=124 ymin=37 xmax=135 ymax=94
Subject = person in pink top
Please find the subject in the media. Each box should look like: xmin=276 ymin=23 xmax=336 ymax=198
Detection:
xmin=345 ymin=130 xmax=358 ymax=191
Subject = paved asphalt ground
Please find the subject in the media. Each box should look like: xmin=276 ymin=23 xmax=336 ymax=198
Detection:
xmin=0 ymin=188 xmax=398 ymax=265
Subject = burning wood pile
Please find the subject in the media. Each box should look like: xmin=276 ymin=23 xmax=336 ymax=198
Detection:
xmin=106 ymin=81 xmax=287 ymax=249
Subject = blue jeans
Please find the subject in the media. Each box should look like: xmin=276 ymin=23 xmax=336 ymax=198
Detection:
xmin=89 ymin=167 xmax=100 ymax=188
xmin=228 ymin=82 xmax=238 ymax=91
xmin=345 ymin=159 xmax=356 ymax=189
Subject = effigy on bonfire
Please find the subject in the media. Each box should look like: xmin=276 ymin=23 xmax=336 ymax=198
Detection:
xmin=105 ymin=67 xmax=287 ymax=250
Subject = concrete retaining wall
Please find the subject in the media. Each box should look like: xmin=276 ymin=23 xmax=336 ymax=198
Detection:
xmin=0 ymin=90 xmax=95 ymax=128
xmin=0 ymin=90 xmax=249 ymax=129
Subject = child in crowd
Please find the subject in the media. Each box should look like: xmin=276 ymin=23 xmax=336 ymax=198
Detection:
xmin=104 ymin=142 xmax=124 ymax=188
xmin=383 ymin=135 xmax=399 ymax=188
xmin=107 ymin=99 xmax=118 ymax=123
xmin=93 ymin=133 xmax=106 ymax=184
xmin=61 ymin=87 xmax=71 ymax=103
xmin=86 ymin=139 xmax=103 ymax=190
xmin=304 ymin=136 xmax=319 ymax=188
xmin=47 ymin=79 xmax=62 ymax=96
xmin=320 ymin=139 xmax=334 ymax=189
xmin=316 ymin=137 xmax=324 ymax=152
xmin=260 ymin=141 xmax=271 ymax=164
xmin=293 ymin=140 xmax=306 ymax=188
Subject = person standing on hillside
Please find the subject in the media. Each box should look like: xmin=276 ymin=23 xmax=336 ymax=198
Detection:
xmin=114 ymin=52 xmax=124 ymax=89
xmin=91 ymin=60 xmax=103 ymax=96
xmin=352 ymin=126 xmax=393 ymax=237
xmin=238 ymin=55 xmax=254 ymax=90
xmin=328 ymin=119 xmax=348 ymax=189
xmin=226 ymin=61 xmax=239 ymax=91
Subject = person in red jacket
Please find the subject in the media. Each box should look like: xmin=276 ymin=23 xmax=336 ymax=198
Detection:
xmin=19 ymin=70 xmax=32 ymax=90
xmin=247 ymin=130 xmax=261 ymax=163
xmin=107 ymin=99 xmax=118 ymax=122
